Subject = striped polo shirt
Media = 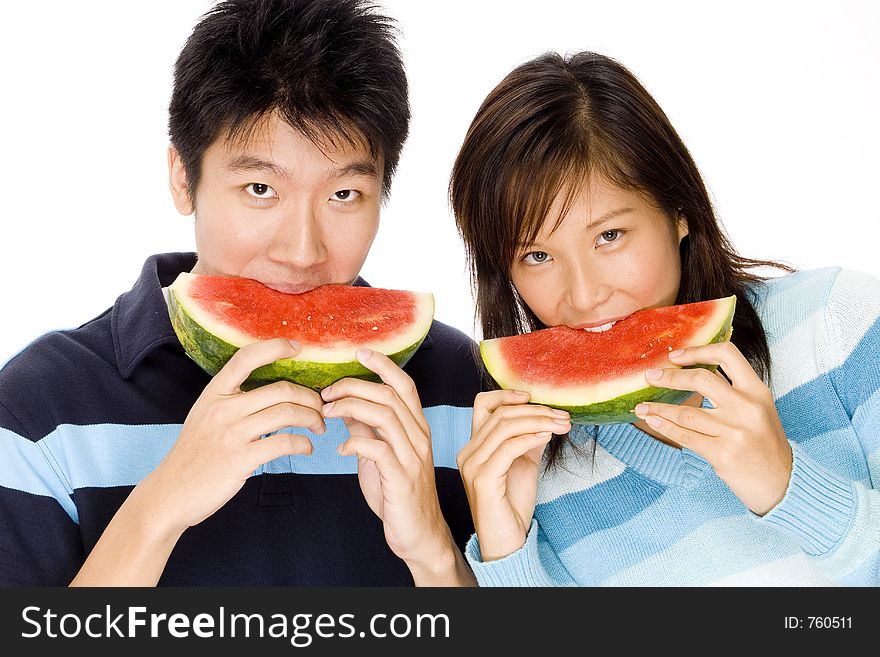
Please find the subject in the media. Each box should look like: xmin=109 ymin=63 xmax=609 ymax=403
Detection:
xmin=0 ymin=252 xmax=479 ymax=586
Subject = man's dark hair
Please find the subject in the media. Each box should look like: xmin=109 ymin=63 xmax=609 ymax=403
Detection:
xmin=169 ymin=0 xmax=409 ymax=199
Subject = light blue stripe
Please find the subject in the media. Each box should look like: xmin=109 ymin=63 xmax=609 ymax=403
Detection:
xmin=756 ymin=266 xmax=839 ymax=305
xmin=776 ymin=374 xmax=850 ymax=443
xmin=534 ymin=468 xmax=667 ymax=553
xmin=831 ymin=315 xmax=880 ymax=417
xmin=2 ymin=404 xmax=473 ymax=498
xmin=852 ymin=386 xmax=880 ymax=459
xmin=751 ymin=267 xmax=838 ymax=340
xmin=553 ymin=475 xmax=744 ymax=583
xmin=840 ymin=551 xmax=880 ymax=586
xmin=798 ymin=427 xmax=872 ymax=485
xmin=0 ymin=426 xmax=77 ymax=522
xmin=596 ymin=514 xmax=800 ymax=586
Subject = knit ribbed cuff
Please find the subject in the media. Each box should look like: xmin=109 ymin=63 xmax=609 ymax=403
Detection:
xmin=758 ymin=442 xmax=857 ymax=556
xmin=464 ymin=520 xmax=558 ymax=587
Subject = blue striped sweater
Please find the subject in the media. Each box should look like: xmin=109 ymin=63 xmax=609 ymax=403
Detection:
xmin=465 ymin=267 xmax=880 ymax=586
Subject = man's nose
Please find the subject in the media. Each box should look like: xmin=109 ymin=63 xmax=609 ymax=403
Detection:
xmin=267 ymin=202 xmax=328 ymax=269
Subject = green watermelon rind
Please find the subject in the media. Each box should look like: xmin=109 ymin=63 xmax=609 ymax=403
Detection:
xmin=168 ymin=286 xmax=429 ymax=392
xmin=482 ymin=298 xmax=735 ymax=425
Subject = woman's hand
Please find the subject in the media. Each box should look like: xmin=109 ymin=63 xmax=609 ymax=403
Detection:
xmin=457 ymin=390 xmax=571 ymax=561
xmin=633 ymin=341 xmax=793 ymax=516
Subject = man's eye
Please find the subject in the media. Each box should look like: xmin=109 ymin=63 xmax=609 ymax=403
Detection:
xmin=331 ymin=189 xmax=360 ymax=202
xmin=245 ymin=183 xmax=277 ymax=199
xmin=522 ymin=251 xmax=551 ymax=264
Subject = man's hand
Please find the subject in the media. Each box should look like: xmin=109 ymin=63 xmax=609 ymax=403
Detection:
xmin=321 ymin=349 xmax=475 ymax=585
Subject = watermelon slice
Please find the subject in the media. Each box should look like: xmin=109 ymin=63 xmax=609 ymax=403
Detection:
xmin=167 ymin=272 xmax=434 ymax=391
xmin=480 ymin=296 xmax=736 ymax=424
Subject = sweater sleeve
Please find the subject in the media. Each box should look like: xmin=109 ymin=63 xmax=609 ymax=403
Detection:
xmin=758 ymin=268 xmax=880 ymax=585
xmin=464 ymin=520 xmax=577 ymax=586
xmin=0 ymin=397 xmax=84 ymax=586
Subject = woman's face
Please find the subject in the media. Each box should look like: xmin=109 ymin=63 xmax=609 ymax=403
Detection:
xmin=511 ymin=174 xmax=688 ymax=331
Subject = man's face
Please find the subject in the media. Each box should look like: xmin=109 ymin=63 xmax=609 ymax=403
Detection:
xmin=169 ymin=113 xmax=384 ymax=293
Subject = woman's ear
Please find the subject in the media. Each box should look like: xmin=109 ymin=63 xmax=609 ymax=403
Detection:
xmin=168 ymin=145 xmax=195 ymax=216
xmin=676 ymin=212 xmax=689 ymax=243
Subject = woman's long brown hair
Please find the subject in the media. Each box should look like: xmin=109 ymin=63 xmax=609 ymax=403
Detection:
xmin=449 ymin=51 xmax=792 ymax=465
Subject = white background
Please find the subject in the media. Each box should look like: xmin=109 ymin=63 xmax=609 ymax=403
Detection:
xmin=2 ymin=0 xmax=878 ymax=366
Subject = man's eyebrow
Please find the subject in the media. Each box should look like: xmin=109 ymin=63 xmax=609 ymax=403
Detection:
xmin=223 ymin=155 xmax=380 ymax=181
xmin=329 ymin=161 xmax=381 ymax=180
xmin=224 ymin=154 xmax=290 ymax=178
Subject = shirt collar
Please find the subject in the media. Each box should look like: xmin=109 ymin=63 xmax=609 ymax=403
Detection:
xmin=110 ymin=252 xmax=431 ymax=378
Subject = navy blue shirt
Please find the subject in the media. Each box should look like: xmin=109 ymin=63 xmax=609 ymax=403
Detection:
xmin=0 ymin=253 xmax=479 ymax=585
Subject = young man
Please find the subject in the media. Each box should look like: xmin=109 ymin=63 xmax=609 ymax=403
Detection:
xmin=0 ymin=0 xmax=478 ymax=586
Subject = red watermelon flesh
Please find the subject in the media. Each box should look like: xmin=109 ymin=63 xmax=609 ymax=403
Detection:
xmin=480 ymin=296 xmax=736 ymax=424
xmin=167 ymin=272 xmax=434 ymax=390
xmin=186 ymin=275 xmax=419 ymax=346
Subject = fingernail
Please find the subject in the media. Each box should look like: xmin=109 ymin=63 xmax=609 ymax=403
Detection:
xmin=646 ymin=415 xmax=662 ymax=428
xmin=551 ymin=408 xmax=569 ymax=417
xmin=336 ymin=443 xmax=346 ymax=455
xmin=634 ymin=403 xmax=649 ymax=416
xmin=554 ymin=418 xmax=571 ymax=426
xmin=323 ymin=402 xmax=335 ymax=414
xmin=288 ymin=339 xmax=301 ymax=350
xmin=537 ymin=432 xmax=553 ymax=439
xmin=321 ymin=385 xmax=333 ymax=399
xmin=356 ymin=348 xmax=372 ymax=361
xmin=645 ymin=368 xmax=662 ymax=380
xmin=668 ymin=349 xmax=684 ymax=359
xmin=513 ymin=390 xmax=530 ymax=397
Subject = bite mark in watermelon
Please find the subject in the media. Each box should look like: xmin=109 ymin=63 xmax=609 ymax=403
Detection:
xmin=167 ymin=272 xmax=434 ymax=391
xmin=480 ymin=296 xmax=736 ymax=424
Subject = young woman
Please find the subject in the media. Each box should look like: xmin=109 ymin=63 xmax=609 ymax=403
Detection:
xmin=450 ymin=51 xmax=879 ymax=586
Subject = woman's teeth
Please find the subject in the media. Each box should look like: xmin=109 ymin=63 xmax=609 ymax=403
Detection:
xmin=583 ymin=321 xmax=617 ymax=333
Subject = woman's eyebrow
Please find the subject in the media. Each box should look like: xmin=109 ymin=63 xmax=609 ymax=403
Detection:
xmin=587 ymin=207 xmax=634 ymax=229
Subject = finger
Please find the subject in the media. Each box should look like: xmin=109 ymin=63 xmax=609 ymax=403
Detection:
xmin=321 ymin=376 xmax=425 ymax=447
xmin=237 ymin=380 xmax=325 ymax=418
xmin=667 ymin=342 xmax=761 ymax=390
xmin=210 ymin=338 xmax=301 ymax=394
xmin=339 ymin=349 xmax=428 ymax=433
xmin=247 ymin=433 xmax=313 ymax=470
xmin=465 ymin=412 xmax=569 ymax=470
xmin=239 ymin=401 xmax=327 ymax=438
xmin=323 ymin=397 xmax=418 ymax=468
xmin=472 ymin=390 xmax=532 ymax=429
xmin=337 ymin=435 xmax=409 ymax=484
xmin=472 ymin=404 xmax=569 ymax=448
xmin=635 ymin=413 xmax=716 ymax=459
xmin=644 ymin=365 xmax=733 ymax=404
xmin=477 ymin=432 xmax=554 ymax=481
xmin=634 ymin=400 xmax=719 ymax=437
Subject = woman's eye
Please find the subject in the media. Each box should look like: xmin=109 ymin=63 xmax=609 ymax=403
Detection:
xmin=244 ymin=183 xmax=277 ymax=199
xmin=522 ymin=251 xmax=551 ymax=265
xmin=596 ymin=229 xmax=621 ymax=246
xmin=331 ymin=189 xmax=360 ymax=202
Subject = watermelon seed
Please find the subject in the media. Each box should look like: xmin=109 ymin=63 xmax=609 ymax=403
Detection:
xmin=330 ymin=315 xmax=334 ymax=319
xmin=282 ymin=320 xmax=288 ymax=326
xmin=372 ymin=326 xmax=378 ymax=331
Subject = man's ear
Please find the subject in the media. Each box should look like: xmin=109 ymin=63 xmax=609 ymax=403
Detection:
xmin=168 ymin=145 xmax=194 ymax=215
xmin=676 ymin=212 xmax=689 ymax=243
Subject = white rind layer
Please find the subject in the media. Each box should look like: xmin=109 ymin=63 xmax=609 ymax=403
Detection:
xmin=482 ymin=296 xmax=735 ymax=405
xmin=170 ymin=272 xmax=434 ymax=362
